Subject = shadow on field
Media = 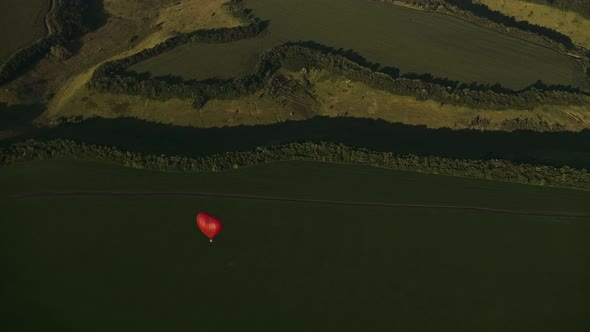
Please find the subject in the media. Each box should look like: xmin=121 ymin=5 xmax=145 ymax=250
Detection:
xmin=65 ymin=0 xmax=109 ymax=54
xmin=5 ymin=116 xmax=590 ymax=169
xmin=83 ymin=0 xmax=109 ymax=32
xmin=0 ymin=103 xmax=45 ymax=131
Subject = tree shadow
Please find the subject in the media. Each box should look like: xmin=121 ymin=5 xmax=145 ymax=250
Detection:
xmin=61 ymin=0 xmax=109 ymax=54
xmin=0 ymin=103 xmax=46 ymax=131
xmin=6 ymin=116 xmax=590 ymax=169
xmin=83 ymin=0 xmax=109 ymax=32
xmin=445 ymin=0 xmax=575 ymax=49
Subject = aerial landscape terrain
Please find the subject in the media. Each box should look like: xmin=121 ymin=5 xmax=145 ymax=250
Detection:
xmin=1 ymin=0 xmax=589 ymax=331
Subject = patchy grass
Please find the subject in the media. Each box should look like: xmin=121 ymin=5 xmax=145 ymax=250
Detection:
xmin=475 ymin=0 xmax=590 ymax=50
xmin=38 ymin=68 xmax=590 ymax=132
xmin=302 ymin=70 xmax=590 ymax=131
xmin=38 ymin=81 xmax=315 ymax=128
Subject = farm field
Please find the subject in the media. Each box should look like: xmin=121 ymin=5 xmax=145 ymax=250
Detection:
xmin=130 ymin=0 xmax=583 ymax=89
xmin=0 ymin=0 xmax=49 ymax=64
xmin=1 ymin=159 xmax=589 ymax=331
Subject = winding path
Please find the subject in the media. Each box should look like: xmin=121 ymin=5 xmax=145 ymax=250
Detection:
xmin=9 ymin=191 xmax=590 ymax=219
xmin=45 ymin=0 xmax=57 ymax=36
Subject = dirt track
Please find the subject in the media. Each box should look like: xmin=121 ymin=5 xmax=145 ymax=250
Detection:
xmin=8 ymin=191 xmax=590 ymax=219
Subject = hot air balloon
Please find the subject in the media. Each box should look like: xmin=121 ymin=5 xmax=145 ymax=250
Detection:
xmin=196 ymin=212 xmax=223 ymax=242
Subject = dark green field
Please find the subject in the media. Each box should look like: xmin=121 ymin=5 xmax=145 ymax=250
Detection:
xmin=0 ymin=0 xmax=49 ymax=63
xmin=1 ymin=159 xmax=589 ymax=331
xmin=130 ymin=0 xmax=582 ymax=89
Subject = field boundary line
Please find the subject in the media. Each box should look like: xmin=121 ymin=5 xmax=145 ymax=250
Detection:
xmin=7 ymin=191 xmax=590 ymax=219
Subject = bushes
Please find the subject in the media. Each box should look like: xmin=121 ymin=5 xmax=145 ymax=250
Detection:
xmin=0 ymin=36 xmax=56 ymax=84
xmin=2 ymin=139 xmax=589 ymax=190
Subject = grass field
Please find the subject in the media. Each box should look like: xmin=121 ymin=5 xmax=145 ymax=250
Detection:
xmin=130 ymin=0 xmax=583 ymax=89
xmin=475 ymin=0 xmax=590 ymax=50
xmin=0 ymin=0 xmax=49 ymax=64
xmin=1 ymin=159 xmax=589 ymax=331
xmin=38 ymin=68 xmax=590 ymax=132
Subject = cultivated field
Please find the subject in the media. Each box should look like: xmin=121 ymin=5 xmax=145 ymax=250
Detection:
xmin=1 ymin=159 xmax=589 ymax=331
xmin=130 ymin=0 xmax=583 ymax=89
xmin=0 ymin=0 xmax=49 ymax=63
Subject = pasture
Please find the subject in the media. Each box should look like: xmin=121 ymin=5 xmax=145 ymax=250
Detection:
xmin=0 ymin=0 xmax=49 ymax=64
xmin=130 ymin=0 xmax=583 ymax=89
xmin=1 ymin=159 xmax=589 ymax=331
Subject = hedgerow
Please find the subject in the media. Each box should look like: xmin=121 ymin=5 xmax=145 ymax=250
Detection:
xmin=2 ymin=139 xmax=589 ymax=190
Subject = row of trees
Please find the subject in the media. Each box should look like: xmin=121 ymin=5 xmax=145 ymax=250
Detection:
xmin=2 ymin=139 xmax=589 ymax=189
xmin=90 ymin=40 xmax=588 ymax=110
xmin=280 ymin=45 xmax=587 ymax=108
xmin=90 ymin=23 xmax=278 ymax=108
xmin=0 ymin=37 xmax=56 ymax=84
xmin=0 ymin=0 xmax=98 ymax=85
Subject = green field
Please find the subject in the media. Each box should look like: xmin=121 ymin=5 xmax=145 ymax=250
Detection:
xmin=0 ymin=0 xmax=49 ymax=64
xmin=129 ymin=0 xmax=583 ymax=89
xmin=1 ymin=159 xmax=589 ymax=331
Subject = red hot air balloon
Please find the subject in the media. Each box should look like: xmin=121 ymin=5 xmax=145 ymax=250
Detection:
xmin=196 ymin=212 xmax=223 ymax=242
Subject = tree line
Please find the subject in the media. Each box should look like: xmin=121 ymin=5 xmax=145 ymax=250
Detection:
xmin=2 ymin=139 xmax=589 ymax=190
xmin=89 ymin=21 xmax=276 ymax=108
xmin=90 ymin=38 xmax=588 ymax=110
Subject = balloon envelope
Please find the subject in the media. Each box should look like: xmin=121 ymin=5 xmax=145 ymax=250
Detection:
xmin=196 ymin=212 xmax=223 ymax=240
